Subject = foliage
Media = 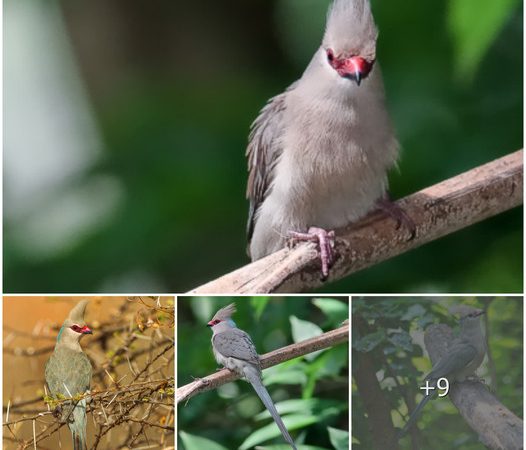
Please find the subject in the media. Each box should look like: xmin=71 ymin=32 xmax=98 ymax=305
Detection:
xmin=352 ymin=296 xmax=523 ymax=449
xmin=3 ymin=0 xmax=523 ymax=293
xmin=177 ymin=297 xmax=349 ymax=450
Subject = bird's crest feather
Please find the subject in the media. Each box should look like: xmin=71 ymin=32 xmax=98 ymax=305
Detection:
xmin=323 ymin=0 xmax=378 ymax=57
xmin=212 ymin=303 xmax=237 ymax=321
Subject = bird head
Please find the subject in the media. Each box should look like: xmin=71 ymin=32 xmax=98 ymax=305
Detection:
xmin=207 ymin=303 xmax=237 ymax=329
xmin=57 ymin=300 xmax=93 ymax=344
xmin=450 ymin=305 xmax=485 ymax=326
xmin=322 ymin=0 xmax=378 ymax=86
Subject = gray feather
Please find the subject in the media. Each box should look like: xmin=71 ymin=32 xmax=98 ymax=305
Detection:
xmin=246 ymin=82 xmax=297 ymax=245
xmin=45 ymin=347 xmax=91 ymax=450
xmin=213 ymin=329 xmax=260 ymax=367
xmin=244 ymin=367 xmax=298 ymax=450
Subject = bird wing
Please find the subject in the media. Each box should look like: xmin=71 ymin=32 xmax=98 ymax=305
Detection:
xmin=213 ymin=328 xmax=260 ymax=366
xmin=45 ymin=347 xmax=92 ymax=398
xmin=426 ymin=340 xmax=477 ymax=380
xmin=246 ymin=82 xmax=297 ymax=246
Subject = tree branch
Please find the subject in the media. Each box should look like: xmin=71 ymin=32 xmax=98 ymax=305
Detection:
xmin=189 ymin=150 xmax=522 ymax=293
xmin=425 ymin=324 xmax=523 ymax=450
xmin=176 ymin=323 xmax=349 ymax=404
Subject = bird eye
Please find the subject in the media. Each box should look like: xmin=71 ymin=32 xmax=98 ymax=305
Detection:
xmin=326 ymin=48 xmax=334 ymax=62
xmin=70 ymin=324 xmax=80 ymax=332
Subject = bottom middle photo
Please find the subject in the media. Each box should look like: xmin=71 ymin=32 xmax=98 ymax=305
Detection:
xmin=176 ymin=296 xmax=350 ymax=450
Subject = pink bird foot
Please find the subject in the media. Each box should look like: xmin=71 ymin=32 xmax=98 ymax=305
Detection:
xmin=289 ymin=227 xmax=335 ymax=278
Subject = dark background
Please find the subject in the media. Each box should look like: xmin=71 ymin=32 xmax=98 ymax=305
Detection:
xmin=4 ymin=0 xmax=523 ymax=293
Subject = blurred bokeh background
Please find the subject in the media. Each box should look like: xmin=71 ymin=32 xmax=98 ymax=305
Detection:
xmin=177 ymin=296 xmax=349 ymax=450
xmin=4 ymin=0 xmax=523 ymax=293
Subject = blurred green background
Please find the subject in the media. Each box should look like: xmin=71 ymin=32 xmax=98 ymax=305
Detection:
xmin=4 ymin=0 xmax=523 ymax=293
xmin=352 ymin=296 xmax=523 ymax=450
xmin=177 ymin=296 xmax=349 ymax=450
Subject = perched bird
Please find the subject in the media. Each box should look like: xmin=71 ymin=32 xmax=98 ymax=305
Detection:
xmin=246 ymin=0 xmax=408 ymax=276
xmin=45 ymin=300 xmax=93 ymax=450
xmin=398 ymin=307 xmax=486 ymax=439
xmin=207 ymin=303 xmax=297 ymax=449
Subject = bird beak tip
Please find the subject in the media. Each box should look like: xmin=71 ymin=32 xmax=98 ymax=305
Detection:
xmin=354 ymin=72 xmax=362 ymax=86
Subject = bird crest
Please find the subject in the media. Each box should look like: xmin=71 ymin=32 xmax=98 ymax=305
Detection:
xmin=67 ymin=299 xmax=90 ymax=324
xmin=212 ymin=303 xmax=237 ymax=322
xmin=323 ymin=0 xmax=378 ymax=59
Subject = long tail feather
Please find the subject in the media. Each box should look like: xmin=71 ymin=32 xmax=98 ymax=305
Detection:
xmin=397 ymin=384 xmax=437 ymax=440
xmin=69 ymin=399 xmax=87 ymax=450
xmin=245 ymin=369 xmax=297 ymax=450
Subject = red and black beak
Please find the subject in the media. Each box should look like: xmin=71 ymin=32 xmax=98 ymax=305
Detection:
xmin=336 ymin=56 xmax=374 ymax=86
xmin=80 ymin=325 xmax=93 ymax=335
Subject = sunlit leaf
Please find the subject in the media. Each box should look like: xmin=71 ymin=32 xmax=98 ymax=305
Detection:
xmin=327 ymin=427 xmax=349 ymax=450
xmin=179 ymin=431 xmax=229 ymax=450
xmin=290 ymin=316 xmax=325 ymax=360
xmin=448 ymin=0 xmax=520 ymax=81
xmin=312 ymin=298 xmax=349 ymax=326
xmin=240 ymin=414 xmax=319 ymax=450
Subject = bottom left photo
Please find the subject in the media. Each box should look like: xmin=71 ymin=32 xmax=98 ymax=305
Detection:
xmin=2 ymin=296 xmax=175 ymax=450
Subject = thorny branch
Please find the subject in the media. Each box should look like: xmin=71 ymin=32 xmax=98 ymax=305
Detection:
xmin=3 ymin=297 xmax=175 ymax=450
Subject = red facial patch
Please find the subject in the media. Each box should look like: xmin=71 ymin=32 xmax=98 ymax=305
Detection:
xmin=326 ymin=50 xmax=373 ymax=82
xmin=70 ymin=324 xmax=92 ymax=334
xmin=207 ymin=319 xmax=221 ymax=327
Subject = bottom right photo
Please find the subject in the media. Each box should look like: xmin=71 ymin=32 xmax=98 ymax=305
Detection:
xmin=352 ymin=296 xmax=523 ymax=450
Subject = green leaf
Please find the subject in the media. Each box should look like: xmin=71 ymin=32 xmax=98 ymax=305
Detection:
xmin=179 ymin=431 xmax=229 ymax=450
xmin=327 ymin=427 xmax=349 ymax=450
xmin=239 ymin=414 xmax=319 ymax=450
xmin=312 ymin=298 xmax=349 ymax=325
xmin=387 ymin=330 xmax=414 ymax=352
xmin=290 ymin=316 xmax=324 ymax=361
xmin=401 ymin=304 xmax=426 ymax=321
xmin=254 ymin=398 xmax=346 ymax=421
xmin=448 ymin=0 xmax=520 ymax=81
xmin=311 ymin=345 xmax=348 ymax=378
xmin=258 ymin=446 xmax=331 ymax=450
xmin=263 ymin=368 xmax=307 ymax=386
xmin=353 ymin=330 xmax=386 ymax=352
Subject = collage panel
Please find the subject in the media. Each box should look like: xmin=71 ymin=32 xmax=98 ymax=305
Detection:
xmin=3 ymin=296 xmax=175 ymax=450
xmin=351 ymin=296 xmax=523 ymax=450
xmin=176 ymin=296 xmax=349 ymax=450
xmin=3 ymin=0 xmax=522 ymax=296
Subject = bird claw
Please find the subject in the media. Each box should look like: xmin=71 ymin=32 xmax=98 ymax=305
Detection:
xmin=376 ymin=197 xmax=416 ymax=240
xmin=288 ymin=227 xmax=335 ymax=279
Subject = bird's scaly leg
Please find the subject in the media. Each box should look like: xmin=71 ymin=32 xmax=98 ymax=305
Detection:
xmin=288 ymin=227 xmax=335 ymax=278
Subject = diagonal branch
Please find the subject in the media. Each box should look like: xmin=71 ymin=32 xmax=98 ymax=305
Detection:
xmin=424 ymin=324 xmax=523 ymax=450
xmin=189 ymin=150 xmax=522 ymax=294
xmin=176 ymin=323 xmax=349 ymax=404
